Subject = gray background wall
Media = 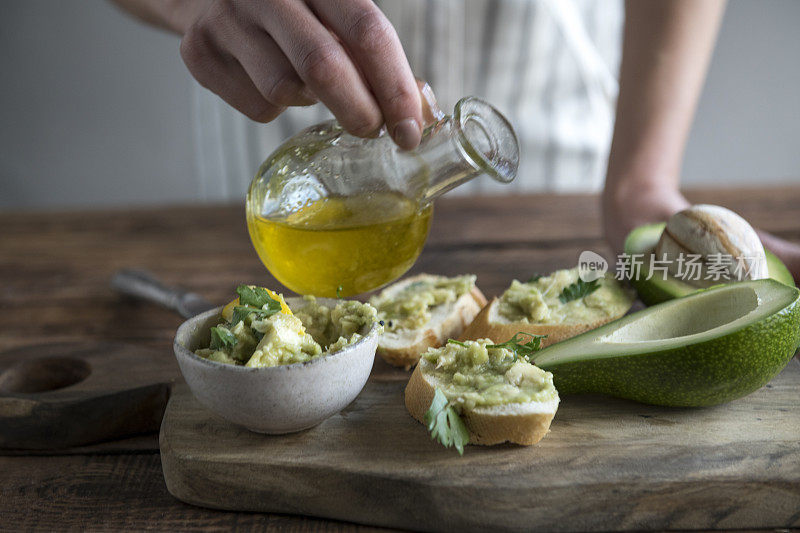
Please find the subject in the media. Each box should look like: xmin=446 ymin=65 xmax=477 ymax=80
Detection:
xmin=1 ymin=0 xmax=798 ymax=210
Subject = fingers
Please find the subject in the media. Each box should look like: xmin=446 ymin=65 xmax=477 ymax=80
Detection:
xmin=258 ymin=0 xmax=385 ymax=138
xmin=758 ymin=230 xmax=800 ymax=283
xmin=310 ymin=0 xmax=422 ymax=149
xmin=181 ymin=25 xmax=284 ymax=122
xmin=181 ymin=0 xmax=314 ymax=123
xmin=226 ymin=25 xmax=318 ymax=107
xmin=179 ymin=0 xmax=421 ymax=149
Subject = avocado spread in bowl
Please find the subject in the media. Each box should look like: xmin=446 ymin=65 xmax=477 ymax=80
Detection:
xmin=195 ymin=286 xmax=378 ymax=368
xmin=420 ymin=339 xmax=558 ymax=410
xmin=175 ymin=285 xmax=382 ymax=434
xmin=497 ymin=268 xmax=633 ymax=325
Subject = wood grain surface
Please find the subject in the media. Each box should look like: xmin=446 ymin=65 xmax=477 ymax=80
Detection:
xmin=2 ymin=189 xmax=798 ymax=354
xmin=0 ymin=342 xmax=180 ymax=449
xmin=0 ymin=454 xmax=395 ymax=532
xmin=1 ymin=187 xmax=799 ymax=531
xmin=161 ymin=361 xmax=800 ymax=532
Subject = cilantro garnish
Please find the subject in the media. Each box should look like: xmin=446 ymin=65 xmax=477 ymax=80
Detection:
xmin=231 ymin=285 xmax=283 ymax=325
xmin=558 ymin=278 xmax=600 ymax=303
xmin=236 ymin=285 xmax=283 ymax=311
xmin=231 ymin=305 xmax=278 ymax=326
xmin=336 ymin=284 xmax=344 ymax=300
xmin=424 ymin=388 xmax=470 ymax=456
xmin=527 ymin=274 xmax=543 ymax=283
xmin=487 ymin=332 xmax=546 ymax=362
xmin=210 ymin=326 xmax=237 ymax=350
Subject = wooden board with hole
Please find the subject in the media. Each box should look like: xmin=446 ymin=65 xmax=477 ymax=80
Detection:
xmin=0 ymin=342 xmax=180 ymax=449
xmin=160 ymin=358 xmax=800 ymax=532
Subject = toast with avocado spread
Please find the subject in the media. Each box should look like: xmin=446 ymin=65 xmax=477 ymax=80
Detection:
xmin=370 ymin=274 xmax=487 ymax=369
xmin=405 ymin=337 xmax=559 ymax=450
xmin=460 ymin=267 xmax=634 ymax=348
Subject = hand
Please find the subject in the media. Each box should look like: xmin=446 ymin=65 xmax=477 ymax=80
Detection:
xmin=175 ymin=0 xmax=423 ymax=149
xmin=602 ymin=180 xmax=689 ymax=254
xmin=758 ymin=231 xmax=800 ymax=283
xmin=603 ymin=181 xmax=800 ymax=284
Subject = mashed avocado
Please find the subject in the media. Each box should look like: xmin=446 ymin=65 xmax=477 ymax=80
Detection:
xmin=294 ymin=296 xmax=378 ymax=347
xmin=421 ymin=339 xmax=557 ymax=410
xmin=195 ymin=287 xmax=378 ymax=367
xmin=370 ymin=275 xmax=476 ymax=332
xmin=245 ymin=313 xmax=322 ymax=367
xmin=497 ymin=268 xmax=633 ymax=324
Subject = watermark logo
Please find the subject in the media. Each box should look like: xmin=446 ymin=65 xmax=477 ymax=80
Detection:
xmin=578 ymin=250 xmax=608 ymax=282
xmin=577 ymin=250 xmax=763 ymax=282
xmin=610 ymin=252 xmax=762 ymax=281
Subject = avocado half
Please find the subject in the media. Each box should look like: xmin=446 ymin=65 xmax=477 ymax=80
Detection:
xmin=533 ymin=279 xmax=800 ymax=407
xmin=624 ymin=222 xmax=795 ymax=305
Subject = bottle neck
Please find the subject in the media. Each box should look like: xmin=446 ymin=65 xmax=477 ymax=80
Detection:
xmin=415 ymin=97 xmax=519 ymax=202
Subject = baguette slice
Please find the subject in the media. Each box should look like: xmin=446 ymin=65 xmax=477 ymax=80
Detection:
xmin=459 ymin=297 xmax=622 ymax=348
xmin=405 ymin=358 xmax=559 ymax=446
xmin=375 ymin=274 xmax=487 ymax=369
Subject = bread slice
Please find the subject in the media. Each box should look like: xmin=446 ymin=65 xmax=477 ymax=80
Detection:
xmin=405 ymin=359 xmax=559 ymax=446
xmin=374 ymin=274 xmax=487 ymax=369
xmin=458 ymin=297 xmax=622 ymax=348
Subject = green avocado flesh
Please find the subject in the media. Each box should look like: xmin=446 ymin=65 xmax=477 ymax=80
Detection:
xmin=624 ymin=223 xmax=795 ymax=306
xmin=532 ymin=279 xmax=800 ymax=406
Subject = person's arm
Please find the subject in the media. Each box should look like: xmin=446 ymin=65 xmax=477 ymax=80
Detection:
xmin=603 ymin=0 xmax=800 ymax=281
xmin=603 ymin=0 xmax=725 ymax=253
xmin=111 ymin=0 xmax=423 ymax=149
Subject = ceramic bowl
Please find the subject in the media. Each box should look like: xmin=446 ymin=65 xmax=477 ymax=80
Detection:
xmin=172 ymin=297 xmax=380 ymax=434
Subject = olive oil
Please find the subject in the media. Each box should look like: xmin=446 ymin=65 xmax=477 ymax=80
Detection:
xmin=247 ymin=192 xmax=432 ymax=297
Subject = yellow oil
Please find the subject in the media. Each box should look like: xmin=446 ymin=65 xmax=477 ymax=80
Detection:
xmin=247 ymin=192 xmax=433 ymax=297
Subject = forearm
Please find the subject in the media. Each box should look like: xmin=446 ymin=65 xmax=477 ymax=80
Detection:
xmin=605 ymin=0 xmax=726 ymax=201
xmin=110 ymin=0 xmax=210 ymax=35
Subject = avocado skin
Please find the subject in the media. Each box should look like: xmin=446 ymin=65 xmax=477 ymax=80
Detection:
xmin=537 ymin=292 xmax=800 ymax=407
xmin=624 ymin=223 xmax=796 ymax=306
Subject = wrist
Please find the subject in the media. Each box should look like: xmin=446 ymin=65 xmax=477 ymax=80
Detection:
xmin=602 ymin=173 xmax=680 ymax=216
xmin=602 ymin=174 xmax=689 ymax=253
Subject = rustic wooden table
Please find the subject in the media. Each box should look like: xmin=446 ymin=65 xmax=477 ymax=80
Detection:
xmin=1 ymin=187 xmax=798 ymax=531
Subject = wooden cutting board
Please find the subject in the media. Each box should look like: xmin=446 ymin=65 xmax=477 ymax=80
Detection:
xmin=160 ymin=358 xmax=800 ymax=532
xmin=1 ymin=342 xmax=180 ymax=450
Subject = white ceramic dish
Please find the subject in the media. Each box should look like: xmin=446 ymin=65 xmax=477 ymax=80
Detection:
xmin=172 ymin=297 xmax=380 ymax=434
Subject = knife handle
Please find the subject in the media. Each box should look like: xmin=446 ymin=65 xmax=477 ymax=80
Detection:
xmin=110 ymin=268 xmax=210 ymax=319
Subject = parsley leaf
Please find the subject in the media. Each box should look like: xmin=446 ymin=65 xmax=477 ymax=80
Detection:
xmin=487 ymin=332 xmax=546 ymax=362
xmin=527 ymin=274 xmax=543 ymax=283
xmin=424 ymin=389 xmax=470 ymax=455
xmin=231 ymin=305 xmax=277 ymax=326
xmin=210 ymin=326 xmax=237 ymax=350
xmin=231 ymin=285 xmax=282 ymax=325
xmin=236 ymin=285 xmax=283 ymax=311
xmin=558 ymin=278 xmax=600 ymax=304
